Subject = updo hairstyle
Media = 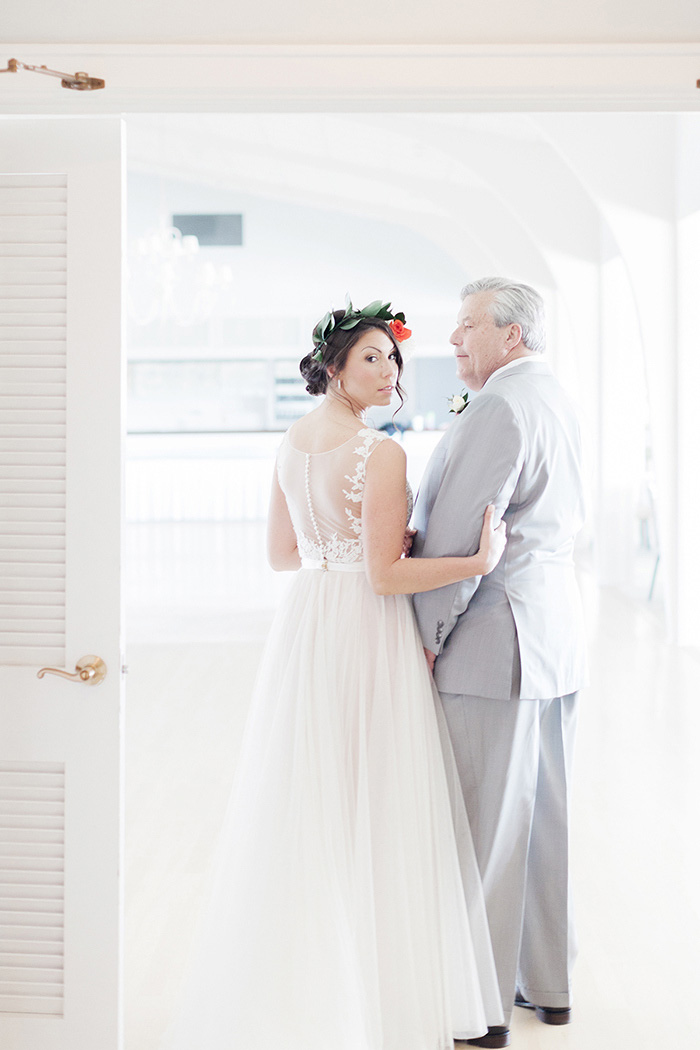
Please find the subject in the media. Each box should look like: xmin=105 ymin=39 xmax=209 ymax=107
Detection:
xmin=300 ymin=311 xmax=406 ymax=400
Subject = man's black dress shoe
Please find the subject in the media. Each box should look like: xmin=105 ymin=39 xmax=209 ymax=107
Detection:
xmin=515 ymin=990 xmax=572 ymax=1025
xmin=461 ymin=1026 xmax=510 ymax=1048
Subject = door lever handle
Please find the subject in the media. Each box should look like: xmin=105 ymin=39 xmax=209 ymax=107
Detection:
xmin=37 ymin=655 xmax=107 ymax=686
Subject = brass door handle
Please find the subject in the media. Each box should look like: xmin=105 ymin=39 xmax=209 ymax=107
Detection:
xmin=37 ymin=655 xmax=107 ymax=686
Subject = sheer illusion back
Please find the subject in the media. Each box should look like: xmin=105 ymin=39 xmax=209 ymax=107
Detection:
xmin=278 ymin=426 xmax=411 ymax=565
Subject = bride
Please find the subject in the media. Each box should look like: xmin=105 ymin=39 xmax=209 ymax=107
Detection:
xmin=163 ymin=300 xmax=506 ymax=1050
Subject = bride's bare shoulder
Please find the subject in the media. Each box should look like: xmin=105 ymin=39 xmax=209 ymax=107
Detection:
xmin=285 ymin=408 xmax=322 ymax=444
xmin=366 ymin=432 xmax=406 ymax=470
xmin=286 ymin=410 xmax=365 ymax=454
xmin=285 ymin=410 xmax=326 ymax=446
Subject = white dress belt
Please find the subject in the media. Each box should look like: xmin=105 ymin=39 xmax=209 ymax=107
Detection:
xmin=301 ymin=559 xmax=365 ymax=573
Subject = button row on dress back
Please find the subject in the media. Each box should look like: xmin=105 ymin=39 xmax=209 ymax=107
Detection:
xmin=304 ymin=454 xmax=327 ymax=567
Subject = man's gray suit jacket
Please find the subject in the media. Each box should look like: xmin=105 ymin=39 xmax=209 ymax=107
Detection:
xmin=412 ymin=359 xmax=588 ymax=701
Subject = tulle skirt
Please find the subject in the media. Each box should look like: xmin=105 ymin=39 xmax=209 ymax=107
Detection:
xmin=162 ymin=564 xmax=503 ymax=1050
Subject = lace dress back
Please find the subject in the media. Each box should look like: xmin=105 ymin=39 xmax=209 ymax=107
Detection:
xmin=278 ymin=426 xmax=411 ymax=565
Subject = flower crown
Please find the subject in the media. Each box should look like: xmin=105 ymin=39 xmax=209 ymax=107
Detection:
xmin=311 ymin=296 xmax=412 ymax=363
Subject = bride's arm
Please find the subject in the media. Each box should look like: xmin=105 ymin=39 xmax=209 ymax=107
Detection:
xmin=363 ymin=439 xmax=505 ymax=596
xmin=267 ymin=471 xmax=301 ymax=571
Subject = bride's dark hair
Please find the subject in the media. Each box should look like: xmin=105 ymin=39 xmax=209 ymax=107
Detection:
xmin=300 ymin=312 xmax=406 ymax=409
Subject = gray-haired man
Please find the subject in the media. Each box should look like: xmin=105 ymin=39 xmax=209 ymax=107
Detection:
xmin=413 ymin=278 xmax=587 ymax=1049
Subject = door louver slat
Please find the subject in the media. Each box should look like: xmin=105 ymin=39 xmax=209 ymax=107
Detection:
xmin=0 ymin=176 xmax=66 ymax=667
xmin=0 ymin=763 xmax=64 ymax=1016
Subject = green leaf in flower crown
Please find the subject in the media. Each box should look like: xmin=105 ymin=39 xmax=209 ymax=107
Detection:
xmin=360 ymin=300 xmax=386 ymax=318
xmin=313 ymin=297 xmax=408 ymax=347
xmin=313 ymin=311 xmax=332 ymax=345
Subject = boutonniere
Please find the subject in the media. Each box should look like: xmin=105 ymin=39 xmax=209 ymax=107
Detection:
xmin=448 ymin=391 xmax=470 ymax=415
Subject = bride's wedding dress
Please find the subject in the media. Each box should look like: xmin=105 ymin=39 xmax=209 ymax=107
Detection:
xmin=163 ymin=427 xmax=503 ymax=1050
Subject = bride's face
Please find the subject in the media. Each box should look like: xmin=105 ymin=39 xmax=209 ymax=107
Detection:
xmin=334 ymin=329 xmax=399 ymax=410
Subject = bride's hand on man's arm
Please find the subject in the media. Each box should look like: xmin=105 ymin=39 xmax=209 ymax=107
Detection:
xmin=401 ymin=528 xmax=417 ymax=558
xmin=421 ymin=508 xmax=504 ymax=675
xmin=475 ymin=505 xmax=506 ymax=575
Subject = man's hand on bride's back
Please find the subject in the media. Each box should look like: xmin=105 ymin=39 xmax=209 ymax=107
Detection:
xmin=476 ymin=505 xmax=507 ymax=575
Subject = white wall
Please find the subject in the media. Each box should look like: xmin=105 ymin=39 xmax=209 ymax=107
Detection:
xmin=5 ymin=0 xmax=700 ymax=45
xmin=531 ymin=113 xmax=700 ymax=640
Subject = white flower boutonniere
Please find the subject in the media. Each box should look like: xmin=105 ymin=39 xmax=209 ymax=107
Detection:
xmin=448 ymin=391 xmax=470 ymax=415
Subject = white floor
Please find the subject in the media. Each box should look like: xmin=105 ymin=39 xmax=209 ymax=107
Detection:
xmin=125 ymin=522 xmax=700 ymax=1050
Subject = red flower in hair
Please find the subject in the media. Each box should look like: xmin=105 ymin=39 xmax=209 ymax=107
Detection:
xmin=388 ymin=318 xmax=412 ymax=342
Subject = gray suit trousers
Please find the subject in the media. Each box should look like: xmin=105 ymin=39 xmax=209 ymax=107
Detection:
xmin=438 ymin=691 xmax=578 ymax=1024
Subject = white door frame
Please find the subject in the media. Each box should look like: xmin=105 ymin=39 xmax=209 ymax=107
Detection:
xmin=0 ymin=43 xmax=699 ymax=115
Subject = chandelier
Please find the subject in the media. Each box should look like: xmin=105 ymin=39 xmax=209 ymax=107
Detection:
xmin=127 ymin=225 xmax=234 ymax=328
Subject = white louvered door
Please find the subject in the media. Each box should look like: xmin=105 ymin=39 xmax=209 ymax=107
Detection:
xmin=0 ymin=119 xmax=124 ymax=1050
